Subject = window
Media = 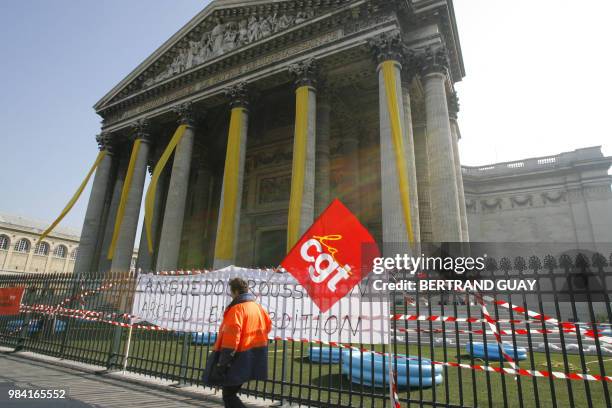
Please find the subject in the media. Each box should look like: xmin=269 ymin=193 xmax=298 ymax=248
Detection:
xmin=14 ymin=238 xmax=30 ymax=253
xmin=70 ymin=248 xmax=78 ymax=260
xmin=0 ymin=235 xmax=9 ymax=250
xmin=34 ymin=242 xmax=50 ymax=256
xmin=54 ymin=245 xmax=67 ymax=258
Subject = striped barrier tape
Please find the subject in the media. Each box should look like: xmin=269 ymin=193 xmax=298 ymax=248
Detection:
xmin=7 ymin=302 xmax=612 ymax=384
xmin=491 ymin=298 xmax=612 ymax=345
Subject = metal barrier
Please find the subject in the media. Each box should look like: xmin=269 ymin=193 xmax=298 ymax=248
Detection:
xmin=0 ymin=252 xmax=611 ymax=408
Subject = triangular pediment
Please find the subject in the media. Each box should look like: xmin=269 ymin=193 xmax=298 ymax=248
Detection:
xmin=95 ymin=0 xmax=349 ymax=112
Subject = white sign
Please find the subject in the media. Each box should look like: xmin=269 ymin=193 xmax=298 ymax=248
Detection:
xmin=131 ymin=267 xmax=389 ymax=344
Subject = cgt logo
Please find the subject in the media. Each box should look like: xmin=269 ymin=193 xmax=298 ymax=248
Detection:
xmin=300 ymin=235 xmax=351 ymax=293
xmin=282 ymin=199 xmax=380 ymax=313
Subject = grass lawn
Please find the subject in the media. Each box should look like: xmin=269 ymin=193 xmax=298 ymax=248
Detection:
xmin=6 ymin=325 xmax=611 ymax=408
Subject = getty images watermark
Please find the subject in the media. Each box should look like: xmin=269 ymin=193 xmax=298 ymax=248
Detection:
xmin=370 ymin=253 xmax=537 ymax=292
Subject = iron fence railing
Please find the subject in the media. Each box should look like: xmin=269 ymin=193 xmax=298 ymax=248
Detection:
xmin=0 ymin=252 xmax=611 ymax=408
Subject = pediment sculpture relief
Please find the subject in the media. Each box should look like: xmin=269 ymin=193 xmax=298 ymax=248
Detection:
xmin=143 ymin=10 xmax=315 ymax=89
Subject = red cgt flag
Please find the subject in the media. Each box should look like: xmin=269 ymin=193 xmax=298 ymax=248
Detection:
xmin=281 ymin=199 xmax=380 ymax=313
xmin=0 ymin=287 xmax=25 ymax=315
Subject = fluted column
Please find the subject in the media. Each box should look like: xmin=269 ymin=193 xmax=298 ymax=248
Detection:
xmin=136 ymin=148 xmax=169 ymax=273
xmin=109 ymin=120 xmax=151 ymax=272
xmin=414 ymin=123 xmax=433 ymax=242
xmin=286 ymin=59 xmax=317 ymax=251
xmin=369 ymin=32 xmax=419 ymax=254
xmin=156 ymin=104 xmax=196 ymax=272
xmin=400 ymin=74 xmax=421 ymax=244
xmin=98 ymin=157 xmax=126 ymax=274
xmin=186 ymin=149 xmax=213 ymax=269
xmin=448 ymin=93 xmax=469 ymax=242
xmin=421 ymin=45 xmax=462 ymax=242
xmin=314 ymin=89 xmax=331 ymax=217
xmin=213 ymin=84 xmax=249 ymax=269
xmin=74 ymin=133 xmax=115 ymax=276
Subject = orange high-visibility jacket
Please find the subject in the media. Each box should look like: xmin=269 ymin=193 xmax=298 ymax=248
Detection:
xmin=213 ymin=300 xmax=272 ymax=353
xmin=204 ymin=294 xmax=272 ymax=386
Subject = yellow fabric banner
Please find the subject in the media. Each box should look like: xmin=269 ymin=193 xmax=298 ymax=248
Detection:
xmin=214 ymin=108 xmax=244 ymax=260
xmin=107 ymin=139 xmax=142 ymax=260
xmin=382 ymin=60 xmax=415 ymax=244
xmin=144 ymin=124 xmax=187 ymax=253
xmin=38 ymin=150 xmax=107 ymax=243
xmin=286 ymin=85 xmax=310 ymax=252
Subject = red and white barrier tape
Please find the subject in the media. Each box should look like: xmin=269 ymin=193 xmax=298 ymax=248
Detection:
xmin=275 ymin=336 xmax=611 ymax=383
xmin=8 ymin=302 xmax=612 ymax=384
xmin=491 ymin=298 xmax=612 ymax=345
xmin=396 ymin=327 xmax=590 ymax=337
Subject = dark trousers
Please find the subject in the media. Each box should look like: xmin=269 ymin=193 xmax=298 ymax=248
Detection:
xmin=222 ymin=384 xmax=246 ymax=408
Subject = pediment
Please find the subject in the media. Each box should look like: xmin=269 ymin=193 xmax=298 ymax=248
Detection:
xmin=95 ymin=0 xmax=351 ymax=112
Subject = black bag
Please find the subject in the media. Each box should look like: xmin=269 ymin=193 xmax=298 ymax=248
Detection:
xmin=204 ymin=351 xmax=230 ymax=385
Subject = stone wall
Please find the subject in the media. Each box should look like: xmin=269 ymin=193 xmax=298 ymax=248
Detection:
xmin=463 ymin=146 xmax=612 ymax=244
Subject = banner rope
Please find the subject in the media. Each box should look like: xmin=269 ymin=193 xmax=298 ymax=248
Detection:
xmin=39 ymin=150 xmax=107 ymax=243
xmin=107 ymin=139 xmax=142 ymax=259
xmin=144 ymin=124 xmax=187 ymax=252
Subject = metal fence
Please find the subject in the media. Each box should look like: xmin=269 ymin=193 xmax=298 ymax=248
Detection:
xmin=1 ymin=252 xmax=611 ymax=408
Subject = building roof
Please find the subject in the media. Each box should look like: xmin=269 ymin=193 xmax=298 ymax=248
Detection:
xmin=0 ymin=212 xmax=81 ymax=240
xmin=461 ymin=146 xmax=612 ymax=179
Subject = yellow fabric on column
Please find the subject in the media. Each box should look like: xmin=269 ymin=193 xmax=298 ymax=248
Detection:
xmin=38 ymin=150 xmax=107 ymax=243
xmin=214 ymin=107 xmax=244 ymax=260
xmin=382 ymin=60 xmax=415 ymax=244
xmin=144 ymin=124 xmax=187 ymax=252
xmin=286 ymin=85 xmax=310 ymax=252
xmin=107 ymin=139 xmax=142 ymax=260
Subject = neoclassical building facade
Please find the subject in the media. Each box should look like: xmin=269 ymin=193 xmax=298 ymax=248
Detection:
xmin=464 ymin=146 xmax=612 ymax=243
xmin=74 ymin=0 xmax=469 ymax=275
xmin=0 ymin=213 xmax=79 ymax=274
xmin=0 ymin=213 xmax=139 ymax=275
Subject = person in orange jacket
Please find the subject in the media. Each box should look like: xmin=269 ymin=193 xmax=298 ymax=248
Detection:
xmin=203 ymin=277 xmax=272 ymax=408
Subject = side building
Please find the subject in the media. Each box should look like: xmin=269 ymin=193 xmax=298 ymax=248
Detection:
xmin=0 ymin=213 xmax=137 ymax=274
xmin=463 ymin=146 xmax=612 ymax=244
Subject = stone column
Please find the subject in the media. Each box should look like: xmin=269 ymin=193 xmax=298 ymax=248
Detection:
xmin=448 ymin=93 xmax=469 ymax=242
xmin=186 ymin=149 xmax=213 ymax=269
xmin=74 ymin=133 xmax=115 ymax=276
xmin=400 ymin=74 xmax=421 ymax=243
xmin=414 ymin=123 xmax=433 ymax=242
xmin=156 ymin=103 xmax=196 ymax=272
xmin=286 ymin=59 xmax=317 ymax=251
xmin=369 ymin=32 xmax=419 ymax=254
xmin=109 ymin=120 xmax=151 ymax=272
xmin=421 ymin=45 xmax=462 ymax=242
xmin=97 ymin=157 xmax=126 ymax=274
xmin=314 ymin=89 xmax=331 ymax=217
xmin=136 ymin=147 xmax=168 ymax=273
xmin=213 ymin=84 xmax=249 ymax=269
xmin=341 ymin=122 xmax=361 ymax=215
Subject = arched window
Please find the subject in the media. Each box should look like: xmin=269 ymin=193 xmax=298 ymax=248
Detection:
xmin=34 ymin=242 xmax=50 ymax=256
xmin=0 ymin=235 xmax=9 ymax=250
xmin=70 ymin=248 xmax=78 ymax=260
xmin=14 ymin=238 xmax=30 ymax=253
xmin=54 ymin=245 xmax=67 ymax=258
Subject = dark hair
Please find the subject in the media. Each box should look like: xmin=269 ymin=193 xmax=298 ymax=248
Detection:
xmin=229 ymin=277 xmax=249 ymax=295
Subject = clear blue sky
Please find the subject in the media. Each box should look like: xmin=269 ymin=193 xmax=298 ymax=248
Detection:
xmin=1 ymin=0 xmax=611 ymax=233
